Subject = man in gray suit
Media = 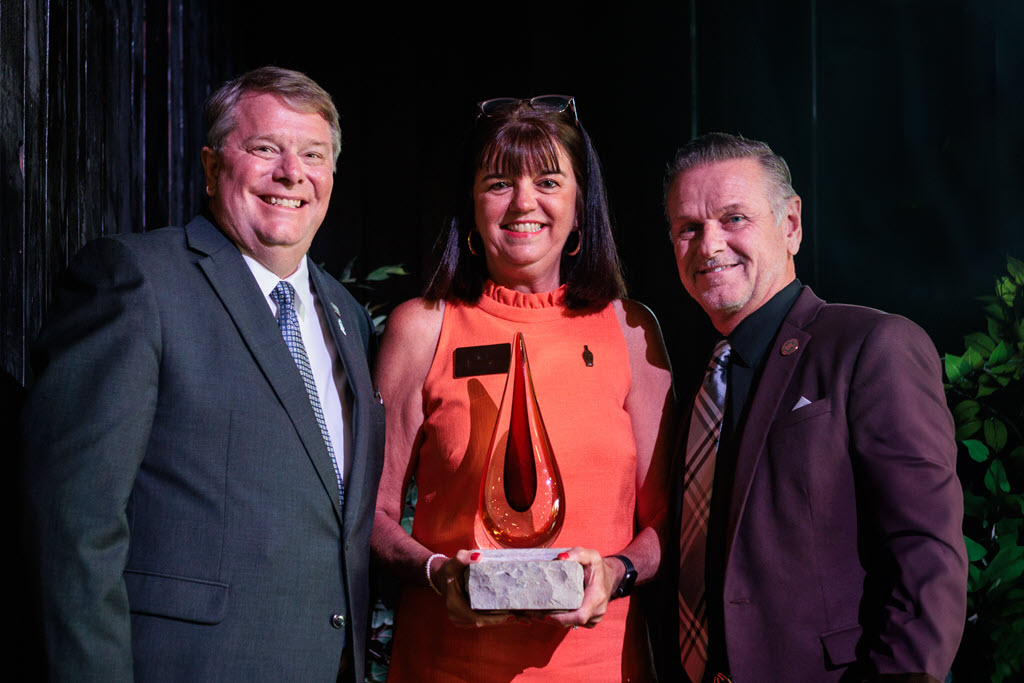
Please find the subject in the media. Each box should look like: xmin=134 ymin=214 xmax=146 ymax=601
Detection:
xmin=22 ymin=66 xmax=385 ymax=681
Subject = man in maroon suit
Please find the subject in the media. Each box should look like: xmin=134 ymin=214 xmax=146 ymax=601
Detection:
xmin=661 ymin=133 xmax=966 ymax=683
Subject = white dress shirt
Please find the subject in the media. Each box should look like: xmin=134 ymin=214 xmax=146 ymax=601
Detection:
xmin=242 ymin=253 xmax=353 ymax=484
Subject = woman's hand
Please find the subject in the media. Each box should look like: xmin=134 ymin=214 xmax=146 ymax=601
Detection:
xmin=544 ymin=547 xmax=623 ymax=629
xmin=433 ymin=550 xmax=516 ymax=629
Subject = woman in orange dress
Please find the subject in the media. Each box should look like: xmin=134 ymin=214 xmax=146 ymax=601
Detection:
xmin=371 ymin=96 xmax=675 ymax=681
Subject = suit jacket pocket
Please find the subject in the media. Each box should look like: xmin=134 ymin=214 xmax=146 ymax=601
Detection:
xmin=819 ymin=623 xmax=861 ymax=667
xmin=772 ymin=397 xmax=832 ymax=431
xmin=125 ymin=569 xmax=229 ymax=624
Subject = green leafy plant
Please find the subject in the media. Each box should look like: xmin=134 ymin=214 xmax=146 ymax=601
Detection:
xmin=945 ymin=256 xmax=1024 ymax=682
xmin=337 ymin=258 xmax=410 ymax=333
xmin=327 ymin=257 xmax=412 ymax=681
xmin=367 ymin=482 xmax=417 ymax=682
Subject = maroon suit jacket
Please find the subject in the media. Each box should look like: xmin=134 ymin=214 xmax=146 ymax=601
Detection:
xmin=658 ymin=287 xmax=967 ymax=682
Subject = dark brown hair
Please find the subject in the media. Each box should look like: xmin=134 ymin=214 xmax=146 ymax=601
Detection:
xmin=425 ymin=101 xmax=625 ymax=309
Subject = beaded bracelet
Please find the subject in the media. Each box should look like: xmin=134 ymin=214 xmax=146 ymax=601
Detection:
xmin=425 ymin=553 xmax=448 ymax=598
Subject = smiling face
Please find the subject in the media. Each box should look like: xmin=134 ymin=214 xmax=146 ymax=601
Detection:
xmin=201 ymin=92 xmax=334 ymax=277
xmin=667 ymin=157 xmax=802 ymax=334
xmin=472 ymin=142 xmax=578 ymax=293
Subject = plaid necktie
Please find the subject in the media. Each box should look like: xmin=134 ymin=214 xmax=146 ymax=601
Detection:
xmin=270 ymin=281 xmax=344 ymax=508
xmin=679 ymin=339 xmax=731 ymax=682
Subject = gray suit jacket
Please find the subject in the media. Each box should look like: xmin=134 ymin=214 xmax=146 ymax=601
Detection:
xmin=22 ymin=215 xmax=385 ymax=681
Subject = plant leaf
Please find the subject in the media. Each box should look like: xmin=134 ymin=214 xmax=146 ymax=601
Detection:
xmin=963 ymin=490 xmax=988 ymax=520
xmin=988 ymin=362 xmax=1021 ymax=376
xmin=340 ymin=257 xmax=357 ymax=283
xmin=1009 ymin=255 xmax=1024 ymax=284
xmin=984 ymin=418 xmax=1009 ymax=452
xmin=964 ymin=332 xmax=997 ymax=355
xmin=965 ymin=536 xmax=988 ymax=562
xmin=953 ymin=400 xmax=982 ymax=422
xmin=990 ymin=341 xmax=1012 ymax=366
xmin=1005 ymin=494 xmax=1024 ymax=516
xmin=964 ymin=346 xmax=986 ymax=370
xmin=366 ymin=264 xmax=409 ymax=281
xmin=956 ymin=419 xmax=982 ymax=441
xmin=984 ymin=459 xmax=1011 ymax=494
xmin=985 ymin=300 xmax=1007 ymax=319
xmin=977 ymin=383 xmax=998 ymax=398
xmin=980 ymin=543 xmax=1024 ymax=590
xmin=963 ymin=439 xmax=989 ymax=462
xmin=968 ymin=563 xmax=981 ymax=591
xmin=996 ymin=276 xmax=1017 ymax=306
xmin=989 ymin=316 xmax=1005 ymax=339
xmin=945 ymin=354 xmax=965 ymax=383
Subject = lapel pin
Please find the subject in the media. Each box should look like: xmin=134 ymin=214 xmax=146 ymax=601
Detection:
xmin=330 ymin=303 xmax=346 ymax=336
xmin=780 ymin=338 xmax=799 ymax=356
xmin=374 ymin=386 xmax=384 ymax=405
xmin=582 ymin=345 xmax=594 ymax=367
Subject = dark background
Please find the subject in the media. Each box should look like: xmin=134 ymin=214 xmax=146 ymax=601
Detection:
xmin=4 ymin=0 xmax=1023 ymax=387
xmin=3 ymin=0 xmax=1022 ymax=674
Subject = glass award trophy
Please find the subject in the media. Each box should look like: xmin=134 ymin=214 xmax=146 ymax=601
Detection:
xmin=468 ymin=332 xmax=582 ymax=610
xmin=479 ymin=332 xmax=565 ymax=548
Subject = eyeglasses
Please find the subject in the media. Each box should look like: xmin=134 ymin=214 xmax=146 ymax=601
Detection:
xmin=476 ymin=95 xmax=579 ymax=126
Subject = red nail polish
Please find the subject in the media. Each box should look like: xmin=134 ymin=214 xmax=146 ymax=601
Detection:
xmin=470 ymin=552 xmax=481 ymax=561
xmin=557 ymin=552 xmax=570 ymax=560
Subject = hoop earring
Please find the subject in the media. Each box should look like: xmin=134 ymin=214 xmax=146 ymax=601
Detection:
xmin=466 ymin=231 xmax=481 ymax=256
xmin=565 ymin=230 xmax=582 ymax=257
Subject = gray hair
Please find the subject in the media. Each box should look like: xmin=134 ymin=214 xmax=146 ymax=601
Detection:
xmin=205 ymin=66 xmax=341 ymax=169
xmin=664 ymin=132 xmax=796 ymax=224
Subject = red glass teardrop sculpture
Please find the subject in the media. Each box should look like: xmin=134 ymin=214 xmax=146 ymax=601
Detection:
xmin=479 ymin=332 xmax=565 ymax=548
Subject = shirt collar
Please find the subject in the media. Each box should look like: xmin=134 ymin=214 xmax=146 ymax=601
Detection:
xmin=242 ymin=253 xmax=313 ymax=322
xmin=727 ymin=279 xmax=802 ymax=369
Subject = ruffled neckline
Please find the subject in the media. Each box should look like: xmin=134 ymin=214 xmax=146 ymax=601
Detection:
xmin=483 ymin=281 xmax=566 ymax=308
xmin=475 ymin=281 xmax=571 ymax=322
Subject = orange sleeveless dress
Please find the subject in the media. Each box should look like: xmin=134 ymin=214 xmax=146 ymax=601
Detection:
xmin=386 ymin=282 xmax=652 ymax=682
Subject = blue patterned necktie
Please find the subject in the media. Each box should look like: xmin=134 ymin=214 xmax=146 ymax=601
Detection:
xmin=270 ymin=281 xmax=344 ymax=508
xmin=679 ymin=339 xmax=731 ymax=683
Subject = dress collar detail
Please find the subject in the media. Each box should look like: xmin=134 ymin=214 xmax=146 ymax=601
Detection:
xmin=475 ymin=281 xmax=571 ymax=322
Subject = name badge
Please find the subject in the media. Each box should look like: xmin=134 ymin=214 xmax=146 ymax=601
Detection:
xmin=453 ymin=343 xmax=511 ymax=378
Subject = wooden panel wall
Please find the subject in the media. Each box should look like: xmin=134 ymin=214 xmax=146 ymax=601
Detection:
xmin=0 ymin=0 xmax=235 ymax=387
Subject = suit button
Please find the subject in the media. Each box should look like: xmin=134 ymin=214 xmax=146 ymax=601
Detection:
xmin=331 ymin=613 xmax=346 ymax=629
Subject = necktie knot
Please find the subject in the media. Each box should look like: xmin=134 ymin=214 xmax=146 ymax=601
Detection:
xmin=704 ymin=340 xmax=731 ymax=407
xmin=270 ymin=281 xmax=297 ymax=313
xmin=711 ymin=339 xmax=731 ymax=370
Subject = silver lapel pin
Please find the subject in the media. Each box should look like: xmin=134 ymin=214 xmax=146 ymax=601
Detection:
xmin=330 ymin=303 xmax=346 ymax=336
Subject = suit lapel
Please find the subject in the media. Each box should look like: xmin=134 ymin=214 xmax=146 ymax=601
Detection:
xmin=187 ymin=217 xmax=343 ymax=522
xmin=724 ymin=288 xmax=823 ymax=563
xmin=308 ymin=264 xmax=373 ymax=541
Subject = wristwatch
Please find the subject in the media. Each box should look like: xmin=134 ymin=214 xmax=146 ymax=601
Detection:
xmin=609 ymin=554 xmax=637 ymax=599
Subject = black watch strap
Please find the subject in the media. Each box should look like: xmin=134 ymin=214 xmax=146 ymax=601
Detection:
xmin=609 ymin=554 xmax=637 ymax=599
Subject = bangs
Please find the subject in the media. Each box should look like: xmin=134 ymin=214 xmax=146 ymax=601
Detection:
xmin=478 ymin=123 xmax=563 ymax=178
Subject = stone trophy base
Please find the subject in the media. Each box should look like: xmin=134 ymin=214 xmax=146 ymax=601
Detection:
xmin=466 ymin=548 xmax=584 ymax=611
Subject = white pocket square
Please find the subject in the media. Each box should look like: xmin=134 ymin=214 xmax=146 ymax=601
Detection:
xmin=792 ymin=396 xmax=812 ymax=411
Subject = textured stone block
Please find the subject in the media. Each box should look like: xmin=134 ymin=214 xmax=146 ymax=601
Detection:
xmin=466 ymin=548 xmax=584 ymax=611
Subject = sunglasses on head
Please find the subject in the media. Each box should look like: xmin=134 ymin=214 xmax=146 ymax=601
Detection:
xmin=476 ymin=95 xmax=579 ymax=126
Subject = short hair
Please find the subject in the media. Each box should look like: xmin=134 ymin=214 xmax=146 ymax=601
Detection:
xmin=425 ymin=101 xmax=626 ymax=310
xmin=663 ymin=132 xmax=796 ymax=224
xmin=205 ymin=66 xmax=341 ymax=169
